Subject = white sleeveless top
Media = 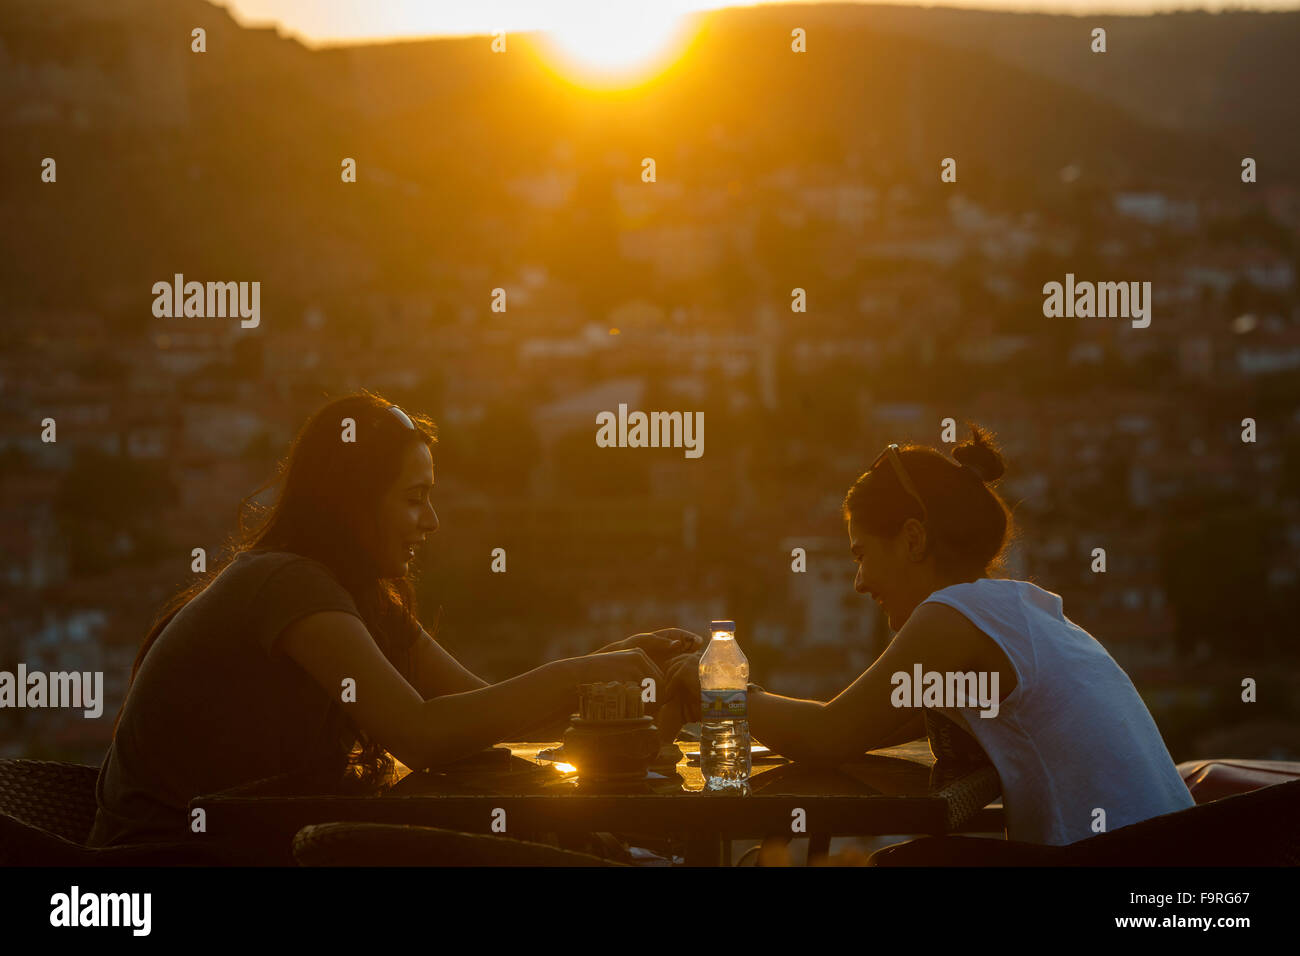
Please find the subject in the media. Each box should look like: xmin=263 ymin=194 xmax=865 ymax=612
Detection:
xmin=923 ymin=578 xmax=1194 ymax=845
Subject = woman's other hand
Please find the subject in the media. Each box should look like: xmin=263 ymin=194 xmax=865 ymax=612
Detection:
xmin=574 ymin=648 xmax=664 ymax=690
xmin=650 ymin=628 xmax=705 ymax=654
xmin=654 ymin=694 xmax=688 ymax=746
xmin=663 ymin=651 xmax=702 ymax=722
xmin=596 ymin=628 xmax=705 ymax=669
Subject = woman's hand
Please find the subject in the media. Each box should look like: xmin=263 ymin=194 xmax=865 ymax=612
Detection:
xmin=663 ymin=651 xmax=703 ymax=722
xmin=594 ymin=628 xmax=705 ymax=670
xmin=654 ymin=694 xmax=688 ymax=746
xmin=650 ymin=628 xmax=705 ymax=654
xmin=572 ymin=648 xmax=665 ymax=690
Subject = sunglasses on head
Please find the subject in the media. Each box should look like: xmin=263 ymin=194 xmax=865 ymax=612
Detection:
xmin=388 ymin=404 xmax=416 ymax=430
xmin=870 ymin=443 xmax=928 ymax=524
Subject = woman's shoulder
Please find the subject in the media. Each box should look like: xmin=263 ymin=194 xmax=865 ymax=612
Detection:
xmin=232 ymin=547 xmax=327 ymax=571
xmin=926 ymin=578 xmax=1064 ymax=619
xmin=224 ymin=547 xmax=294 ymax=578
xmin=931 ymin=577 xmax=1054 ymax=596
xmin=928 ymin=576 xmax=1020 ymax=601
xmin=226 ymin=549 xmax=347 ymax=593
xmin=228 ymin=549 xmax=361 ymax=636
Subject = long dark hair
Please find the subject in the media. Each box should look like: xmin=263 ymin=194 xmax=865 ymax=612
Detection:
xmin=842 ymin=422 xmax=1016 ymax=579
xmin=114 ymin=389 xmax=438 ymax=791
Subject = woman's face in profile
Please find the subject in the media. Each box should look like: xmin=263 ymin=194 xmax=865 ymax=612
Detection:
xmin=849 ymin=518 xmax=905 ymax=630
xmin=367 ymin=441 xmax=438 ymax=578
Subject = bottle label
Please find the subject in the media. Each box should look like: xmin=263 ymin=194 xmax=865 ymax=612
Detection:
xmin=701 ymin=689 xmax=747 ymax=721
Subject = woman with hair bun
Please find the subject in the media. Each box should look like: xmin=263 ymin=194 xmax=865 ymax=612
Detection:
xmin=665 ymin=422 xmax=1193 ymax=847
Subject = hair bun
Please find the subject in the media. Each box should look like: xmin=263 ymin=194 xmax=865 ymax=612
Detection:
xmin=952 ymin=423 xmax=1006 ymax=483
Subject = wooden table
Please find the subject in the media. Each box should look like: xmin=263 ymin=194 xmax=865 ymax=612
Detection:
xmin=191 ymin=739 xmax=1002 ymax=866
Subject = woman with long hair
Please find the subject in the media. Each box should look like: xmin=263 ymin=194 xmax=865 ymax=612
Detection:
xmin=87 ymin=390 xmax=676 ymax=848
xmin=665 ymin=422 xmax=1194 ymax=846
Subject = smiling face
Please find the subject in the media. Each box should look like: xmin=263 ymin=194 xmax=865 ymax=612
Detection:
xmin=366 ymin=440 xmax=438 ymax=578
xmin=849 ymin=516 xmax=933 ymax=632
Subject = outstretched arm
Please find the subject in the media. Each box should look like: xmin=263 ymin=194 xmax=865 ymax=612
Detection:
xmin=409 ymin=625 xmax=489 ymax=698
xmin=665 ymin=604 xmax=989 ymax=764
xmin=760 ymin=603 xmax=995 ymax=762
xmin=279 ymin=612 xmax=662 ymax=771
xmin=408 ymin=625 xmax=572 ymax=741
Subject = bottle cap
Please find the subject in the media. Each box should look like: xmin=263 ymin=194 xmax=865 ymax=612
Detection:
xmin=710 ymin=620 xmax=736 ymax=633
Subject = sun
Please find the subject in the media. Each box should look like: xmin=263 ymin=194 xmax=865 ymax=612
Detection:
xmin=539 ymin=7 xmax=694 ymax=86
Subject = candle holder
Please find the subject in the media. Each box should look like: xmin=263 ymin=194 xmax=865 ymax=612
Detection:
xmin=561 ymin=681 xmax=662 ymax=787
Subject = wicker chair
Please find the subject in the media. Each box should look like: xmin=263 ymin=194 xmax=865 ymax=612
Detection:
xmin=868 ymin=777 xmax=1300 ymax=866
xmin=0 ymin=759 xmax=226 ymax=866
xmin=0 ymin=759 xmax=100 ymax=845
xmin=293 ymin=822 xmax=631 ymax=866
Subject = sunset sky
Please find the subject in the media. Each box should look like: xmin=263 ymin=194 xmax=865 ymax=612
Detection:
xmin=221 ymin=0 xmax=1298 ymax=45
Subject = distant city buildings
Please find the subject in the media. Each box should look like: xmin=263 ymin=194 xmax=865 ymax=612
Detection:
xmin=3 ymin=4 xmax=1298 ymax=760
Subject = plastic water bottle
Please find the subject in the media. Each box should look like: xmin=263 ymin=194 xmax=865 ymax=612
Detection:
xmin=699 ymin=620 xmax=751 ymax=794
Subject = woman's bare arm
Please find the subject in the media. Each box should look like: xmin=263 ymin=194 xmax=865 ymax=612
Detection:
xmin=676 ymin=604 xmax=994 ymax=764
xmin=747 ymin=694 xmax=926 ymax=758
xmin=409 ymin=625 xmax=489 ymax=699
xmin=773 ymin=602 xmax=999 ymax=763
xmin=411 ymin=627 xmax=697 ymax=702
xmin=278 ymin=612 xmax=661 ymax=770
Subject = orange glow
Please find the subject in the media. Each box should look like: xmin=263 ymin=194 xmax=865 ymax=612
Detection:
xmin=536 ymin=8 xmax=697 ymax=89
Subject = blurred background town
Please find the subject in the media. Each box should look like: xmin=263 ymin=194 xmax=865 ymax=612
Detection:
xmin=2 ymin=1 xmax=1299 ymax=764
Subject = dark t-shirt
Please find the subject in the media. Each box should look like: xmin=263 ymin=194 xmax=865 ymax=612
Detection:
xmin=86 ymin=549 xmax=364 ymax=847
